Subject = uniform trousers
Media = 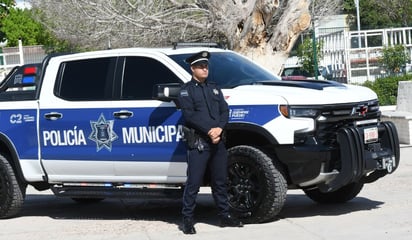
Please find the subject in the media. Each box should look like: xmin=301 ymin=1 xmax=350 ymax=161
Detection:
xmin=182 ymin=141 xmax=229 ymax=218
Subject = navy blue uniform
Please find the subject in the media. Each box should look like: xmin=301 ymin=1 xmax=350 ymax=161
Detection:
xmin=178 ymin=78 xmax=230 ymax=219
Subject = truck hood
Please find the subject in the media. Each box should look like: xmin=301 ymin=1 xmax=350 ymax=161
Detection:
xmin=232 ymin=80 xmax=378 ymax=105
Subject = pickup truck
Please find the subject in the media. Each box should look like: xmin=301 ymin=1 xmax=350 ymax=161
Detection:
xmin=0 ymin=46 xmax=400 ymax=223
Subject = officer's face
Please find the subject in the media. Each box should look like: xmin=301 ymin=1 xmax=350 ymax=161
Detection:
xmin=191 ymin=63 xmax=209 ymax=81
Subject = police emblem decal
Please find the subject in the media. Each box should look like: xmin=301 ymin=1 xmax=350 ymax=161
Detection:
xmin=89 ymin=113 xmax=118 ymax=152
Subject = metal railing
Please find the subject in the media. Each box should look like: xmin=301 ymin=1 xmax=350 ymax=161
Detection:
xmin=317 ymin=27 xmax=412 ymax=84
xmin=0 ymin=40 xmax=46 ymax=81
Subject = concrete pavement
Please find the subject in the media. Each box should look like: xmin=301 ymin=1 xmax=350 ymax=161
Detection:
xmin=1 ymin=146 xmax=411 ymax=240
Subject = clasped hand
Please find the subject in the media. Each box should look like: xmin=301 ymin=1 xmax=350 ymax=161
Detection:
xmin=208 ymin=127 xmax=222 ymax=144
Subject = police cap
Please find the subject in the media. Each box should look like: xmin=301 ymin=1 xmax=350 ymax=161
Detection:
xmin=185 ymin=51 xmax=210 ymax=66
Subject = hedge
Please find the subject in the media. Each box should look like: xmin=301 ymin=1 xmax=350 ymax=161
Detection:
xmin=361 ymin=75 xmax=412 ymax=106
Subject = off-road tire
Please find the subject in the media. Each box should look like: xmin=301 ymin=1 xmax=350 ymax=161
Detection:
xmin=303 ymin=181 xmax=364 ymax=204
xmin=227 ymin=145 xmax=287 ymax=223
xmin=0 ymin=154 xmax=25 ymax=219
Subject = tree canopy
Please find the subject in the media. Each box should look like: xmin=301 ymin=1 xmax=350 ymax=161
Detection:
xmin=343 ymin=0 xmax=412 ymax=29
xmin=1 ymin=8 xmax=43 ymax=46
xmin=26 ymin=0 xmax=343 ymax=72
xmin=0 ymin=0 xmax=15 ymax=42
xmin=0 ymin=6 xmax=69 ymax=52
xmin=2 ymin=0 xmax=412 ymax=72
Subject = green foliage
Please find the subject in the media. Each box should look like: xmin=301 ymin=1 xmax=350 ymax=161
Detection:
xmin=0 ymin=0 xmax=15 ymax=41
xmin=362 ymin=75 xmax=412 ymax=105
xmin=343 ymin=0 xmax=412 ymax=29
xmin=379 ymin=45 xmax=410 ymax=74
xmin=0 ymin=0 xmax=14 ymax=17
xmin=0 ymin=7 xmax=71 ymax=53
xmin=1 ymin=8 xmax=43 ymax=46
xmin=296 ymin=37 xmax=323 ymax=76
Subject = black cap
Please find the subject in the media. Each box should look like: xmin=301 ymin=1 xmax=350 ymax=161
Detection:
xmin=185 ymin=51 xmax=210 ymax=65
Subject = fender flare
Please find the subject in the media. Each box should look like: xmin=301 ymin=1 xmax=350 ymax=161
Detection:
xmin=0 ymin=133 xmax=27 ymax=185
xmin=225 ymin=122 xmax=279 ymax=145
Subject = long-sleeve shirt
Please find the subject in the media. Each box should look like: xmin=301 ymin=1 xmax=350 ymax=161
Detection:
xmin=178 ymin=78 xmax=229 ymax=136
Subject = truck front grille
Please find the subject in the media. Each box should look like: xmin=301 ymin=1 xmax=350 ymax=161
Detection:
xmin=315 ymin=100 xmax=380 ymax=146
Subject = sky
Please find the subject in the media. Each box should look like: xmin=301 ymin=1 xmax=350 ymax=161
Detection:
xmin=15 ymin=0 xmax=31 ymax=9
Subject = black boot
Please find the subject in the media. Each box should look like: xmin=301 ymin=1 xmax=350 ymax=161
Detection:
xmin=182 ymin=217 xmax=196 ymax=234
xmin=220 ymin=214 xmax=243 ymax=227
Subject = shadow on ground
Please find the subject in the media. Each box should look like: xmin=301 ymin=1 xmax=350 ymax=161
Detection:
xmin=18 ymin=191 xmax=384 ymax=226
xmin=279 ymin=193 xmax=383 ymax=219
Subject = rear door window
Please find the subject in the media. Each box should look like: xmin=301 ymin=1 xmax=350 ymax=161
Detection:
xmin=54 ymin=57 xmax=117 ymax=100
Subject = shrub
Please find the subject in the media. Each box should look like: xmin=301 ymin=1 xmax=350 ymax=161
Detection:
xmin=297 ymin=37 xmax=323 ymax=76
xmin=379 ymin=45 xmax=410 ymax=74
xmin=362 ymin=75 xmax=412 ymax=105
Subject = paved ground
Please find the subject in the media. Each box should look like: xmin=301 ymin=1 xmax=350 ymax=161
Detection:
xmin=1 ymin=146 xmax=411 ymax=240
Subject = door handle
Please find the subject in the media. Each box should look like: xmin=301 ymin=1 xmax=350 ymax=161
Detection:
xmin=113 ymin=110 xmax=133 ymax=119
xmin=44 ymin=112 xmax=63 ymax=120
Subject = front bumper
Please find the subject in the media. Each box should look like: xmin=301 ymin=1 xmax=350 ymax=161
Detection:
xmin=275 ymin=121 xmax=400 ymax=192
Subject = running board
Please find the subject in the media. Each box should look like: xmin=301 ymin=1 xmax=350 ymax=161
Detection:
xmin=51 ymin=183 xmax=184 ymax=199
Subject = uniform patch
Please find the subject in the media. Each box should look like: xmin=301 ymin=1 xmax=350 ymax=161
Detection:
xmin=180 ymin=90 xmax=189 ymax=97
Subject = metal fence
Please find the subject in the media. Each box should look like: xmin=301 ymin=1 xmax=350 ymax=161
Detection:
xmin=0 ymin=40 xmax=46 ymax=81
xmin=317 ymin=27 xmax=412 ymax=84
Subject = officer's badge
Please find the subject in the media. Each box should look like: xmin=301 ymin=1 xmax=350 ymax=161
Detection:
xmin=89 ymin=113 xmax=118 ymax=152
xmin=213 ymin=89 xmax=219 ymax=95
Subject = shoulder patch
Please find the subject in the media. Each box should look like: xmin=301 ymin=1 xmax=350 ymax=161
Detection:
xmin=180 ymin=89 xmax=189 ymax=97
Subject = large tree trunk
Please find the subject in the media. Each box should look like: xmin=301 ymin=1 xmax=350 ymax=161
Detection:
xmin=207 ymin=0 xmax=312 ymax=74
xmin=31 ymin=0 xmax=335 ymax=74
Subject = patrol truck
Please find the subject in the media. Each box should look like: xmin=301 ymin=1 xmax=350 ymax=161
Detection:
xmin=0 ymin=45 xmax=400 ymax=223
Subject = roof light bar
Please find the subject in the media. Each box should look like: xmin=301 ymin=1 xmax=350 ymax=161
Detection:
xmin=172 ymin=42 xmax=222 ymax=50
xmin=23 ymin=66 xmax=37 ymax=75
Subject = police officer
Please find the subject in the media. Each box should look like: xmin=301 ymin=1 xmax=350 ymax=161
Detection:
xmin=178 ymin=51 xmax=243 ymax=234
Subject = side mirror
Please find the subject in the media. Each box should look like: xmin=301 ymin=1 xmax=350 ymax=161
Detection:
xmin=153 ymin=83 xmax=182 ymax=101
xmin=153 ymin=83 xmax=182 ymax=108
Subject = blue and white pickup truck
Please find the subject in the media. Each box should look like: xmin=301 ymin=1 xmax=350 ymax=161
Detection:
xmin=0 ymin=45 xmax=400 ymax=222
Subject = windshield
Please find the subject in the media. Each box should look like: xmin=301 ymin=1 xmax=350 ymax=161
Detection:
xmin=169 ymin=51 xmax=280 ymax=88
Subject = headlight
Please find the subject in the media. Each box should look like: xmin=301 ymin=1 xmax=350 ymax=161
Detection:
xmin=280 ymin=105 xmax=320 ymax=118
